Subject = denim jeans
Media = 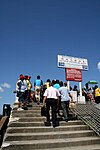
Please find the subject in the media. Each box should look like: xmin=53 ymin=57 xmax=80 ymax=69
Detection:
xmin=61 ymin=101 xmax=69 ymax=120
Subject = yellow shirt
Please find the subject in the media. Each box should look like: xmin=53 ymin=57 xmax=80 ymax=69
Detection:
xmin=45 ymin=82 xmax=50 ymax=89
xmin=26 ymin=80 xmax=32 ymax=90
xmin=95 ymin=88 xmax=100 ymax=97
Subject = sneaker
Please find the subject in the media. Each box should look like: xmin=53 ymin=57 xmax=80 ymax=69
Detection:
xmin=22 ymin=106 xmax=28 ymax=110
xmin=53 ymin=124 xmax=56 ymax=128
xmin=37 ymin=102 xmax=40 ymax=105
xmin=65 ymin=119 xmax=68 ymax=122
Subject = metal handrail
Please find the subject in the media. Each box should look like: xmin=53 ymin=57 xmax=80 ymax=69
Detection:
xmin=76 ymin=103 xmax=100 ymax=136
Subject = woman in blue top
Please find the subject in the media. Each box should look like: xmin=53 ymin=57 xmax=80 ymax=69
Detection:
xmin=34 ymin=75 xmax=43 ymax=104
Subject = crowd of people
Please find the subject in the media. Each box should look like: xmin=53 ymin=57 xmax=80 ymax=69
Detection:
xmin=16 ymin=74 xmax=32 ymax=110
xmin=82 ymin=82 xmax=100 ymax=104
xmin=15 ymin=74 xmax=100 ymax=127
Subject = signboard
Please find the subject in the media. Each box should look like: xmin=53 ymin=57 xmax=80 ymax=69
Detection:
xmin=57 ymin=55 xmax=88 ymax=70
xmin=66 ymin=68 xmax=82 ymax=82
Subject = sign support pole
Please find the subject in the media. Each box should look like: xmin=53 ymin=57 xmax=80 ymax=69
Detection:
xmin=67 ymin=81 xmax=70 ymax=90
xmin=79 ymin=82 xmax=82 ymax=96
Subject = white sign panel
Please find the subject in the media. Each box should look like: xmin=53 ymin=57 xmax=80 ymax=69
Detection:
xmin=70 ymin=91 xmax=78 ymax=102
xmin=57 ymin=55 xmax=88 ymax=70
xmin=78 ymin=96 xmax=86 ymax=104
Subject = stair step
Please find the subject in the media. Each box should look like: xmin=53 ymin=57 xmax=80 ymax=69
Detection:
xmin=6 ymin=125 xmax=90 ymax=133
xmin=4 ymin=130 xmax=95 ymax=141
xmin=1 ymin=137 xmax=100 ymax=150
xmin=11 ymin=113 xmax=42 ymax=117
xmin=8 ymin=120 xmax=89 ymax=128
xmin=9 ymin=117 xmax=81 ymax=123
xmin=34 ymin=144 xmax=100 ymax=150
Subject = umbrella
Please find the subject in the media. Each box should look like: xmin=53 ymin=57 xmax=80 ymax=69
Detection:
xmin=88 ymin=80 xmax=98 ymax=84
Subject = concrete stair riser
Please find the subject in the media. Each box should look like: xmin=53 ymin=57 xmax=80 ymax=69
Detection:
xmin=4 ymin=130 xmax=96 ymax=141
xmin=12 ymin=110 xmax=41 ymax=113
xmin=11 ymin=113 xmax=42 ymax=117
xmin=19 ymin=117 xmax=45 ymax=122
xmin=8 ymin=121 xmax=90 ymax=128
xmin=1 ymin=137 xmax=100 ymax=150
xmin=9 ymin=117 xmax=83 ymax=123
xmin=6 ymin=125 xmax=90 ymax=133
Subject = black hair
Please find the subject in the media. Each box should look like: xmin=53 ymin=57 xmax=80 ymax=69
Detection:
xmin=46 ymin=79 xmax=51 ymax=82
xmin=59 ymin=81 xmax=63 ymax=87
xmin=37 ymin=75 xmax=40 ymax=79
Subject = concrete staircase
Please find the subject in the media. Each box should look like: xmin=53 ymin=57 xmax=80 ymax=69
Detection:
xmin=1 ymin=102 xmax=100 ymax=150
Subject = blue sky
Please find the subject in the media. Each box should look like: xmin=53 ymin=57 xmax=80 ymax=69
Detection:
xmin=0 ymin=0 xmax=100 ymax=114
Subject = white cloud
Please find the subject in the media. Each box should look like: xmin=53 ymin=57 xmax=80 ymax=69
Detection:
xmin=0 ymin=87 xmax=4 ymax=92
xmin=1 ymin=83 xmax=11 ymax=88
xmin=97 ymin=62 xmax=100 ymax=71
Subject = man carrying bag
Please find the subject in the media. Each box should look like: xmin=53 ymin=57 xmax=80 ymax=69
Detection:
xmin=43 ymin=82 xmax=60 ymax=128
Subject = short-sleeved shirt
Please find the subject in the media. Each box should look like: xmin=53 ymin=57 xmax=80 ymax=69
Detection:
xmin=26 ymin=79 xmax=32 ymax=90
xmin=59 ymin=86 xmax=70 ymax=102
xmin=17 ymin=79 xmax=27 ymax=92
xmin=53 ymin=83 xmax=60 ymax=89
xmin=95 ymin=88 xmax=100 ymax=97
xmin=43 ymin=86 xmax=60 ymax=99
xmin=34 ymin=79 xmax=43 ymax=87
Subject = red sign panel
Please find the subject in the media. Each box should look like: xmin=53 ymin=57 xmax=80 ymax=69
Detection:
xmin=66 ymin=68 xmax=82 ymax=82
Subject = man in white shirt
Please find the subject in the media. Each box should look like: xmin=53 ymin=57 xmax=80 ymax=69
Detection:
xmin=43 ymin=82 xmax=60 ymax=127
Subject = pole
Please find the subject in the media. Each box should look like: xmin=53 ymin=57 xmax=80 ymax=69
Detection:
xmin=79 ymin=82 xmax=82 ymax=96
xmin=67 ymin=81 xmax=70 ymax=90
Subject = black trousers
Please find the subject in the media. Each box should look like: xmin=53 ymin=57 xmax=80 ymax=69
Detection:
xmin=46 ymin=98 xmax=57 ymax=125
xmin=95 ymin=96 xmax=100 ymax=104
